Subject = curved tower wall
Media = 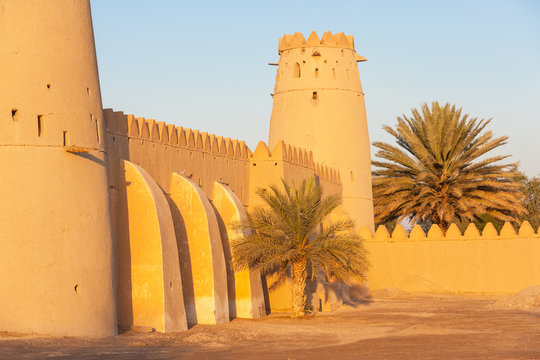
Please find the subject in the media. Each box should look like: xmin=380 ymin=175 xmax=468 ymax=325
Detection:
xmin=268 ymin=31 xmax=374 ymax=231
xmin=0 ymin=0 xmax=116 ymax=336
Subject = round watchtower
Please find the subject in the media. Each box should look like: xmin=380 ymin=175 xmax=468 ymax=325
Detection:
xmin=268 ymin=31 xmax=374 ymax=231
xmin=0 ymin=1 xmax=116 ymax=336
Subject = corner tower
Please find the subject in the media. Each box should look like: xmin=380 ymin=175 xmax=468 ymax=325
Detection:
xmin=0 ymin=1 xmax=116 ymax=336
xmin=268 ymin=31 xmax=374 ymax=231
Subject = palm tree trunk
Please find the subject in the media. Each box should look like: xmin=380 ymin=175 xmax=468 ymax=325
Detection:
xmin=290 ymin=258 xmax=307 ymax=317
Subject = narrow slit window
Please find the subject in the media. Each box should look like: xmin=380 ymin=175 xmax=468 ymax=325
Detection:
xmin=11 ymin=108 xmax=18 ymax=121
xmin=63 ymin=131 xmax=68 ymax=146
xmin=37 ymin=115 xmax=43 ymax=136
xmin=315 ymin=68 xmax=319 ymax=78
xmin=332 ymin=68 xmax=336 ymax=80
xmin=95 ymin=118 xmax=100 ymax=143
xmin=312 ymin=91 xmax=318 ymax=100
xmin=350 ymin=171 xmax=354 ymax=182
xmin=294 ymin=62 xmax=301 ymax=78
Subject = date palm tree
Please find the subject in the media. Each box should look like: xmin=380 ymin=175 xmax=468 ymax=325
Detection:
xmin=231 ymin=177 xmax=368 ymax=317
xmin=372 ymin=101 xmax=525 ymax=232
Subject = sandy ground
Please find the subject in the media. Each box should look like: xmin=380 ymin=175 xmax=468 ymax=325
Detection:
xmin=1 ymin=294 xmax=539 ymax=360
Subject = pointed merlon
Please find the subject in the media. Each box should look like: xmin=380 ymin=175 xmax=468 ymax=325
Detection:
xmin=409 ymin=225 xmax=426 ymax=240
xmin=446 ymin=223 xmax=462 ymax=238
xmin=427 ymin=224 xmax=443 ymax=239
xmin=252 ymin=141 xmax=271 ymax=158
xmin=271 ymin=140 xmax=286 ymax=160
xmin=464 ymin=223 xmax=480 ymax=238
xmin=391 ymin=224 xmax=407 ymax=240
xmin=500 ymin=222 xmax=516 ymax=237
xmin=359 ymin=225 xmax=373 ymax=241
xmin=320 ymin=31 xmax=335 ymax=46
xmin=518 ymin=221 xmax=535 ymax=237
xmin=481 ymin=222 xmax=498 ymax=238
xmin=307 ymin=31 xmax=321 ymax=47
xmin=374 ymin=225 xmax=390 ymax=240
xmin=290 ymin=32 xmax=307 ymax=48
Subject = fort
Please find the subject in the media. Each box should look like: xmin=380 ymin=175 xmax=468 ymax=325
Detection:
xmin=1 ymin=0 xmax=538 ymax=338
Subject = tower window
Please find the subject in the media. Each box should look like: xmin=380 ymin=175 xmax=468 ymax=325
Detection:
xmin=37 ymin=115 xmax=43 ymax=136
xmin=315 ymin=68 xmax=319 ymax=78
xmin=95 ymin=119 xmax=100 ymax=143
xmin=332 ymin=68 xmax=336 ymax=80
xmin=294 ymin=62 xmax=301 ymax=78
xmin=63 ymin=131 xmax=68 ymax=146
xmin=312 ymin=91 xmax=318 ymax=100
xmin=11 ymin=108 xmax=18 ymax=121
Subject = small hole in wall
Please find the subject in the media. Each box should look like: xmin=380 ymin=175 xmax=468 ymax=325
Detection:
xmin=341 ymin=49 xmax=344 ymax=56
xmin=312 ymin=91 xmax=318 ymax=100
xmin=11 ymin=108 xmax=18 ymax=121
xmin=86 ymin=87 xmax=91 ymax=95
xmin=37 ymin=115 xmax=43 ymax=136
xmin=112 ymin=136 xmax=116 ymax=141
xmin=46 ymin=83 xmax=51 ymax=89
xmin=74 ymin=284 xmax=79 ymax=293
xmin=252 ymin=163 xmax=257 ymax=166
xmin=357 ymin=94 xmax=362 ymax=103
xmin=350 ymin=171 xmax=354 ymax=182
xmin=315 ymin=68 xmax=319 ymax=78
xmin=332 ymin=68 xmax=336 ymax=80
xmin=63 ymin=131 xmax=68 ymax=146
xmin=169 ymin=282 xmax=173 ymax=289
xmin=274 ymin=162 xmax=278 ymax=166
xmin=198 ymin=178 xmax=202 ymax=187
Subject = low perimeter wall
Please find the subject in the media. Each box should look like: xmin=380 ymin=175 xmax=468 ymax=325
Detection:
xmin=364 ymin=222 xmax=540 ymax=294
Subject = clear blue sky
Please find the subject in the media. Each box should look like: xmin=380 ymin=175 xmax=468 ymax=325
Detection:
xmin=91 ymin=0 xmax=540 ymax=177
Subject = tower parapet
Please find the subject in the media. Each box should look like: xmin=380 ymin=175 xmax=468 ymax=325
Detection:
xmin=268 ymin=31 xmax=374 ymax=231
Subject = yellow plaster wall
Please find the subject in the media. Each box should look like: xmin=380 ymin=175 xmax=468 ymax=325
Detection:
xmin=0 ymin=0 xmax=116 ymax=337
xmin=365 ymin=222 xmax=540 ymax=294
xmin=168 ymin=173 xmax=229 ymax=325
xmin=117 ymin=161 xmax=186 ymax=332
xmin=268 ymin=31 xmax=374 ymax=232
xmin=212 ymin=182 xmax=266 ymax=319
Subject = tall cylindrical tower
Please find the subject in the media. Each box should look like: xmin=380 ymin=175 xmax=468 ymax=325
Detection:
xmin=0 ymin=1 xmax=116 ymax=336
xmin=268 ymin=31 xmax=374 ymax=231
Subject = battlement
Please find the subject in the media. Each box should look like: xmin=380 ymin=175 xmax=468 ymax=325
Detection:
xmin=104 ymin=109 xmax=250 ymax=160
xmin=250 ymin=140 xmax=341 ymax=184
xmin=278 ymin=31 xmax=355 ymax=53
xmin=361 ymin=221 xmax=540 ymax=242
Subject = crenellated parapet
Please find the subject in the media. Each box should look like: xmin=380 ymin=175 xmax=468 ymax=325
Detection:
xmin=362 ymin=221 xmax=539 ymax=242
xmin=365 ymin=220 xmax=540 ymax=294
xmin=278 ymin=31 xmax=356 ymax=53
xmin=250 ymin=140 xmax=341 ymax=184
xmin=104 ymin=109 xmax=250 ymax=160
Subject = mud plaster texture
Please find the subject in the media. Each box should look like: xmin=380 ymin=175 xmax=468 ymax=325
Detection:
xmin=1 ymin=294 xmax=538 ymax=360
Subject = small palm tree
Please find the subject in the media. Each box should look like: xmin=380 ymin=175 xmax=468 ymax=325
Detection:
xmin=372 ymin=101 xmax=525 ymax=231
xmin=231 ymin=177 xmax=368 ymax=317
